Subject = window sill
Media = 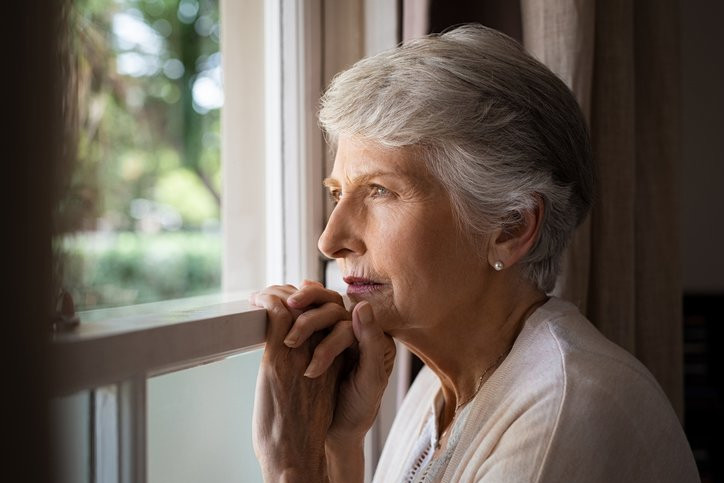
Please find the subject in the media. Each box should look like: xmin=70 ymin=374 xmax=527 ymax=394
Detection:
xmin=50 ymin=292 xmax=266 ymax=396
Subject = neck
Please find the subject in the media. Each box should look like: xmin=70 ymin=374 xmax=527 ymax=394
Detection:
xmin=392 ymin=279 xmax=548 ymax=433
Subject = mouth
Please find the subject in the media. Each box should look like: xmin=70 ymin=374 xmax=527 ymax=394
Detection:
xmin=343 ymin=276 xmax=387 ymax=295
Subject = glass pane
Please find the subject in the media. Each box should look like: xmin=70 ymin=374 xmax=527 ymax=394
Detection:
xmin=60 ymin=0 xmax=222 ymax=310
xmin=51 ymin=391 xmax=92 ymax=483
xmin=148 ymin=350 xmax=263 ymax=483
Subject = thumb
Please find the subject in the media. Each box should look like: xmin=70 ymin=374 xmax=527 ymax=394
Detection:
xmin=352 ymin=302 xmax=395 ymax=387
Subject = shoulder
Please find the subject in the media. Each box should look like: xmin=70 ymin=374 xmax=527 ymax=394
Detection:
xmin=528 ymin=298 xmax=666 ymax=399
xmin=509 ymin=297 xmax=671 ymax=404
xmin=530 ymin=298 xmax=698 ymax=482
xmin=445 ymin=298 xmax=699 ymax=482
xmin=532 ymin=298 xmax=675 ymax=423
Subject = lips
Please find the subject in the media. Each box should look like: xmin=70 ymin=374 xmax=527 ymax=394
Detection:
xmin=343 ymin=275 xmax=387 ymax=295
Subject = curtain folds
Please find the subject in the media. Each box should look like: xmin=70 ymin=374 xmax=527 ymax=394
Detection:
xmin=521 ymin=0 xmax=684 ymax=418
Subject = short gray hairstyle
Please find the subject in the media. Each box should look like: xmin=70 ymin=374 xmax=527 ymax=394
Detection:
xmin=319 ymin=24 xmax=594 ymax=292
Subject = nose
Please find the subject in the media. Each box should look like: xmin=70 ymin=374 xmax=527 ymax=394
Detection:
xmin=318 ymin=201 xmax=366 ymax=260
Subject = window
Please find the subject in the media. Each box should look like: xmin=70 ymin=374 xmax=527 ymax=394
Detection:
xmin=60 ymin=0 xmax=223 ymax=311
xmin=51 ymin=2 xmax=403 ymax=483
xmin=53 ymin=0 xmax=326 ymax=480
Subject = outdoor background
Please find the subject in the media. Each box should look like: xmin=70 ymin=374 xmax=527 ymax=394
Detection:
xmin=59 ymin=0 xmax=222 ymax=310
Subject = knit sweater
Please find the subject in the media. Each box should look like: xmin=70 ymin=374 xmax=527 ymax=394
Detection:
xmin=373 ymin=297 xmax=699 ymax=482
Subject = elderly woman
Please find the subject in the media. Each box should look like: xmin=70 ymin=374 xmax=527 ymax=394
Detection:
xmin=250 ymin=25 xmax=698 ymax=482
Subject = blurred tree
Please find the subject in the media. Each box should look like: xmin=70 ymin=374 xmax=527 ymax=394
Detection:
xmin=66 ymin=0 xmax=221 ymax=233
xmin=59 ymin=0 xmax=223 ymax=309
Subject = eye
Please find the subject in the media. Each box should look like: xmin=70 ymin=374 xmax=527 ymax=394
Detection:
xmin=370 ymin=184 xmax=391 ymax=198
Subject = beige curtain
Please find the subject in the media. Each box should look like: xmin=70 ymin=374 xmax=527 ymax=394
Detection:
xmin=522 ymin=0 xmax=684 ymax=418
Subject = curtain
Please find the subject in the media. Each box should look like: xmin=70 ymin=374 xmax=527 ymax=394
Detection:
xmin=521 ymin=0 xmax=684 ymax=418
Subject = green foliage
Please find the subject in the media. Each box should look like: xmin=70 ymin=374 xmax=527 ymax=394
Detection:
xmin=60 ymin=232 xmax=221 ymax=310
xmin=59 ymin=0 xmax=224 ymax=310
xmin=65 ymin=0 xmax=221 ymax=232
xmin=155 ymin=168 xmax=219 ymax=226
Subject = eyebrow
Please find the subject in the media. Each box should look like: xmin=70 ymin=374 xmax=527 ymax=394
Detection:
xmin=322 ymin=170 xmax=415 ymax=188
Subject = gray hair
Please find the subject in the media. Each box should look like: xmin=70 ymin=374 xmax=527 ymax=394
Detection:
xmin=319 ymin=24 xmax=594 ymax=293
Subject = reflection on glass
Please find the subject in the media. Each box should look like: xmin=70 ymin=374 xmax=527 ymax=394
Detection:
xmin=60 ymin=0 xmax=222 ymax=310
xmin=148 ymin=350 xmax=263 ymax=483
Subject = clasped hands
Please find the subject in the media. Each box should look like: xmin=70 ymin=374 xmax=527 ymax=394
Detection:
xmin=250 ymin=280 xmax=396 ymax=483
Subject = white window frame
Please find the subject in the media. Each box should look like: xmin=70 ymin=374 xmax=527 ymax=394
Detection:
xmin=51 ymin=295 xmax=267 ymax=482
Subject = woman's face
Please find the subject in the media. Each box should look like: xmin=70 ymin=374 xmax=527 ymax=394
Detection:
xmin=318 ymin=136 xmax=491 ymax=336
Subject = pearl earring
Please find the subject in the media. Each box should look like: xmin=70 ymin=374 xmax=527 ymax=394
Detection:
xmin=493 ymin=261 xmax=504 ymax=271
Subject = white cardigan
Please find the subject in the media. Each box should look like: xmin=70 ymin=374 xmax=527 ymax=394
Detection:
xmin=373 ymin=297 xmax=699 ymax=483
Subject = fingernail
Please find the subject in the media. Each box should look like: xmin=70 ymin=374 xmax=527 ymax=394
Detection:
xmin=304 ymin=360 xmax=321 ymax=378
xmin=283 ymin=335 xmax=298 ymax=347
xmin=287 ymin=294 xmax=301 ymax=305
xmin=358 ymin=302 xmax=372 ymax=324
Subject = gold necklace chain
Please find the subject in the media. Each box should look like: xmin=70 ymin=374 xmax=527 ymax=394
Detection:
xmin=454 ymin=345 xmax=512 ymax=412
xmin=432 ymin=346 xmax=512 ymax=455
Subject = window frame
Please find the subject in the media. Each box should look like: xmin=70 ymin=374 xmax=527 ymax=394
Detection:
xmin=51 ymin=296 xmax=266 ymax=482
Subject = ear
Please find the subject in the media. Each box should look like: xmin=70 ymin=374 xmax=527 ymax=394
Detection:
xmin=487 ymin=196 xmax=544 ymax=271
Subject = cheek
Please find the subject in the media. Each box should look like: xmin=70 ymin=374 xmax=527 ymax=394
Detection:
xmin=392 ymin=224 xmax=475 ymax=305
xmin=391 ymin=224 xmax=458 ymax=281
xmin=364 ymin=203 xmax=464 ymax=322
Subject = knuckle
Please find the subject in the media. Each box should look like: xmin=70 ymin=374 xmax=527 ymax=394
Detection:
xmin=324 ymin=301 xmax=348 ymax=317
xmin=296 ymin=286 xmax=316 ymax=301
xmin=257 ymin=292 xmax=276 ymax=303
xmin=321 ymin=301 xmax=339 ymax=310
xmin=270 ymin=304 xmax=291 ymax=321
xmin=324 ymin=289 xmax=343 ymax=304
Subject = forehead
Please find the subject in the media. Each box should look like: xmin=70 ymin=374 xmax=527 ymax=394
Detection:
xmin=327 ymin=137 xmax=431 ymax=185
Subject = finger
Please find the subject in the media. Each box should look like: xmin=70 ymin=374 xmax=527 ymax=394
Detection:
xmin=250 ymin=285 xmax=298 ymax=306
xmin=284 ymin=302 xmax=350 ymax=347
xmin=287 ymin=284 xmax=343 ymax=309
xmin=352 ymin=302 xmax=396 ymax=386
xmin=253 ymin=293 xmax=294 ymax=348
xmin=300 ymin=279 xmax=324 ymax=288
xmin=250 ymin=285 xmax=303 ymax=318
xmin=303 ymin=320 xmax=355 ymax=378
